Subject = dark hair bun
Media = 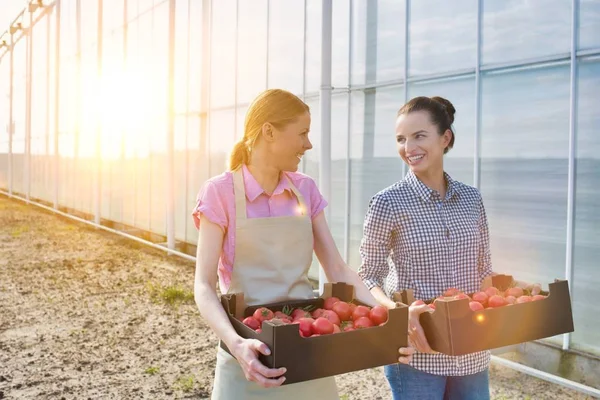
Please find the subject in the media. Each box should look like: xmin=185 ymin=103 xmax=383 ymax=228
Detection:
xmin=431 ymin=96 xmax=456 ymax=124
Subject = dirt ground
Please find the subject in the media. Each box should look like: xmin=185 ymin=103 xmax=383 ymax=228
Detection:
xmin=0 ymin=195 xmax=595 ymax=400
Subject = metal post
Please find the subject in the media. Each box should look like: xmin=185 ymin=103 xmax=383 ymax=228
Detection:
xmin=75 ymin=0 xmax=81 ymax=211
xmin=343 ymin=0 xmax=353 ymax=264
xmin=563 ymin=0 xmax=579 ymax=351
xmin=401 ymin=0 xmax=409 ymax=178
xmin=318 ymin=0 xmax=333 ymax=293
xmin=94 ymin=0 xmax=103 ymax=225
xmin=45 ymin=10 xmax=51 ymax=194
xmin=201 ymin=0 xmax=211 ymax=182
xmin=53 ymin=0 xmax=61 ymax=209
xmin=8 ymin=34 xmax=14 ymax=196
xmin=474 ymin=0 xmax=482 ymax=190
xmin=25 ymin=11 xmax=33 ymax=202
xmin=166 ymin=0 xmax=176 ymax=252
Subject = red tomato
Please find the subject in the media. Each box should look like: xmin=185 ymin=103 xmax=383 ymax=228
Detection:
xmin=332 ymin=301 xmax=352 ymax=321
xmin=323 ymin=296 xmax=341 ymax=310
xmin=532 ymin=294 xmax=546 ymax=301
xmin=253 ymin=307 xmax=274 ymax=323
xmin=242 ymin=316 xmax=260 ymax=330
xmin=353 ymin=316 xmax=374 ymax=329
xmin=484 ymin=287 xmax=500 ymax=298
xmin=352 ymin=305 xmax=371 ymax=321
xmin=488 ymin=295 xmax=507 ymax=308
xmin=312 ymin=317 xmax=334 ymax=335
xmin=516 ymin=295 xmax=532 ymax=304
xmin=311 ymin=308 xmax=326 ymax=319
xmin=429 ymin=303 xmax=436 ymax=310
xmin=291 ymin=308 xmax=312 ymax=321
xmin=333 ymin=324 xmax=342 ymax=334
xmin=274 ymin=311 xmax=289 ymax=320
xmin=505 ymin=287 xmax=524 ymax=298
xmin=454 ymin=293 xmax=471 ymax=301
xmin=369 ymin=305 xmax=389 ymax=325
xmin=472 ymin=292 xmax=489 ymax=306
xmin=504 ymin=295 xmax=517 ymax=305
xmin=321 ymin=310 xmax=341 ymax=326
xmin=443 ymin=288 xmax=461 ymax=297
xmin=469 ymin=301 xmax=484 ymax=311
xmin=296 ymin=317 xmax=315 ymax=337
xmin=348 ymin=303 xmax=357 ymax=314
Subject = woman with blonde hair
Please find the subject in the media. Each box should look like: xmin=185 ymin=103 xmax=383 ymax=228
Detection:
xmin=192 ymin=89 xmax=414 ymax=399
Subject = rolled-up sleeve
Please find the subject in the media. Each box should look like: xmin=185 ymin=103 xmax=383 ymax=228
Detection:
xmin=191 ymin=181 xmax=228 ymax=231
xmin=477 ymin=193 xmax=493 ymax=281
xmin=358 ymin=193 xmax=395 ymax=291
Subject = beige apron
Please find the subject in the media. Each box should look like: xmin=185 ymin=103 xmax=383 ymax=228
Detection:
xmin=211 ymin=169 xmax=339 ymax=400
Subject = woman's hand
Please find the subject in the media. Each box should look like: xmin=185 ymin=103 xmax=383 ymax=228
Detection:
xmin=230 ymin=337 xmax=287 ymax=388
xmin=407 ymin=303 xmax=437 ymax=354
xmin=397 ymin=346 xmax=416 ymax=364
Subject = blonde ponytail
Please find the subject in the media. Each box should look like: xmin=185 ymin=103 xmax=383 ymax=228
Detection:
xmin=229 ymin=140 xmax=250 ymax=171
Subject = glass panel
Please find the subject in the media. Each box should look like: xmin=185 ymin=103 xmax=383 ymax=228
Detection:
xmin=103 ymin=0 xmax=124 ymax=32
xmin=80 ymin=0 xmax=98 ymax=49
xmin=409 ymin=0 xmax=475 ymax=76
xmin=186 ymin=116 xmax=204 ymax=243
xmin=572 ymin=60 xmax=600 ymax=354
xmin=208 ymin=108 xmax=235 ymax=177
xmin=267 ymin=0 xmax=304 ymax=94
xmin=579 ymin=0 xmax=600 ymax=50
xmin=237 ymin=0 xmax=267 ymax=104
xmin=332 ymin=0 xmax=350 ymax=89
xmin=351 ymin=0 xmax=406 ymax=85
xmin=188 ymin=0 xmax=203 ymax=113
xmin=481 ymin=66 xmax=570 ymax=346
xmin=174 ymin=0 xmax=190 ymax=115
xmin=408 ymin=77 xmax=476 ymax=185
xmin=174 ymin=116 xmax=188 ymax=241
xmin=0 ymin=52 xmax=9 ymax=189
xmin=210 ymin=0 xmax=236 ymax=108
xmin=305 ymin=0 xmax=321 ymax=93
xmin=482 ymin=0 xmax=571 ymax=65
xmin=348 ymin=86 xmax=405 ymax=269
xmin=330 ymin=94 xmax=348 ymax=262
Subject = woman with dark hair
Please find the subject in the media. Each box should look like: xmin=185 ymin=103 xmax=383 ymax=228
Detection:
xmin=358 ymin=96 xmax=540 ymax=400
xmin=192 ymin=89 xmax=414 ymax=399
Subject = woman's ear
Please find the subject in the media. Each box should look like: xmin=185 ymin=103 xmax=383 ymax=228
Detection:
xmin=261 ymin=122 xmax=275 ymax=142
xmin=442 ymin=129 xmax=452 ymax=148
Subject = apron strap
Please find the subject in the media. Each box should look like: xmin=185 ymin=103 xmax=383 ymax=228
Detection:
xmin=233 ymin=169 xmax=247 ymax=221
xmin=233 ymin=168 xmax=310 ymax=221
xmin=284 ymin=175 xmax=309 ymax=216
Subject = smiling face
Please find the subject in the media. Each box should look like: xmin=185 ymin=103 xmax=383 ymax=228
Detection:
xmin=395 ymin=110 xmax=452 ymax=175
xmin=267 ymin=111 xmax=313 ymax=172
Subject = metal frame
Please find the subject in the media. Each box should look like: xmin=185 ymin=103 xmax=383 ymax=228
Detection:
xmin=563 ymin=0 xmax=579 ymax=351
xmin=318 ymin=0 xmax=333 ymax=293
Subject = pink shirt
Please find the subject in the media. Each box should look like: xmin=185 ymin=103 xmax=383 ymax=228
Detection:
xmin=192 ymin=164 xmax=328 ymax=293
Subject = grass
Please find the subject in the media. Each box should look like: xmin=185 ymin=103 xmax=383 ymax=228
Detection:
xmin=147 ymin=282 xmax=194 ymax=307
xmin=144 ymin=366 xmax=160 ymax=375
xmin=10 ymin=225 xmax=30 ymax=237
xmin=173 ymin=375 xmax=195 ymax=392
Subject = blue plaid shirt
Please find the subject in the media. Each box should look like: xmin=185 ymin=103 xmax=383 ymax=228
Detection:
xmin=358 ymin=170 xmax=493 ymax=376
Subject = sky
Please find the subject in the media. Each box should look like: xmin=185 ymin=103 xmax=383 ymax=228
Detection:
xmin=0 ymin=0 xmax=27 ymax=36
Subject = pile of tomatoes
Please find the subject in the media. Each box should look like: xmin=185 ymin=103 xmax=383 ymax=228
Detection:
xmin=413 ymin=287 xmax=547 ymax=312
xmin=241 ymin=296 xmax=389 ymax=337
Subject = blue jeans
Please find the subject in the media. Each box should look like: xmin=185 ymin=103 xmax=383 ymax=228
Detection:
xmin=384 ymin=363 xmax=490 ymax=400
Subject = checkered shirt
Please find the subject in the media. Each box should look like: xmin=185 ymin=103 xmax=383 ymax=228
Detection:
xmin=358 ymin=170 xmax=493 ymax=376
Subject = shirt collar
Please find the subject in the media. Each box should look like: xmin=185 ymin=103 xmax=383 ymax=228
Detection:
xmin=406 ymin=169 xmax=458 ymax=202
xmin=241 ymin=164 xmax=292 ymax=202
